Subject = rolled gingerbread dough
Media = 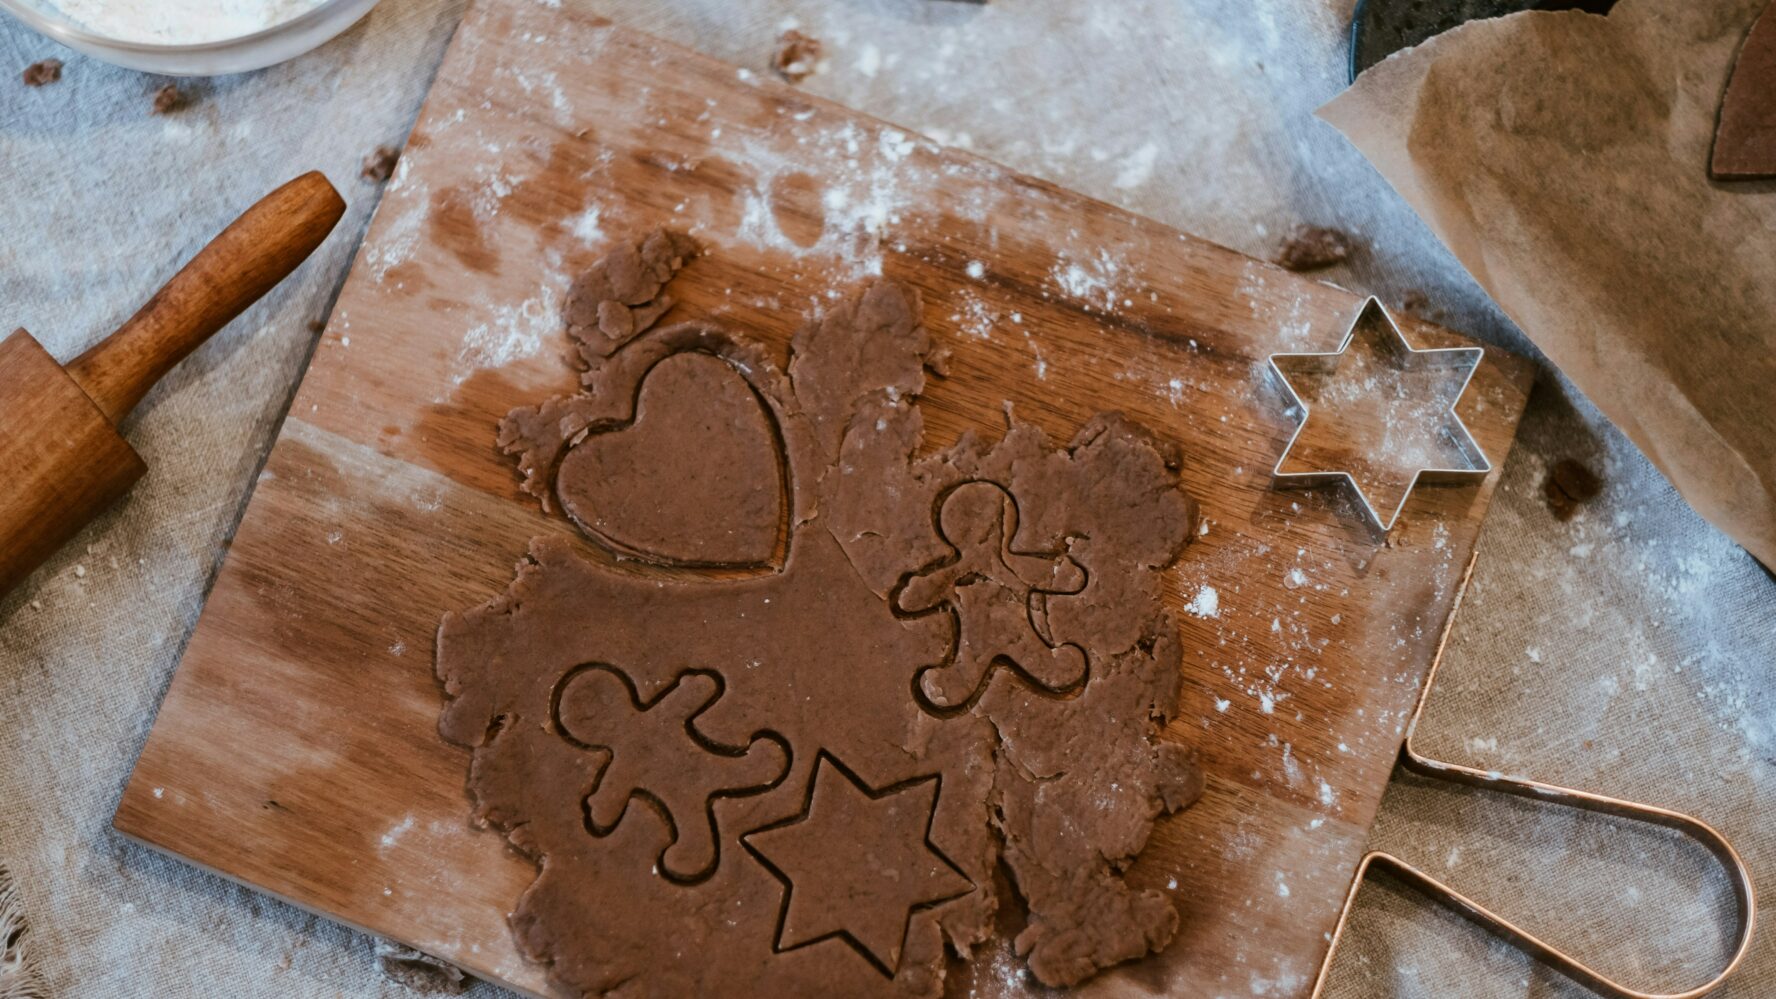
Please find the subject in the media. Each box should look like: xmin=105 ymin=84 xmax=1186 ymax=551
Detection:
xmin=437 ymin=232 xmax=1204 ymax=998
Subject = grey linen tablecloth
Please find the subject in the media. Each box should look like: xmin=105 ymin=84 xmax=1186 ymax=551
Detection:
xmin=0 ymin=1 xmax=1770 ymax=996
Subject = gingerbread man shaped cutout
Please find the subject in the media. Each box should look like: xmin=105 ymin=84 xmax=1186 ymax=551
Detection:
xmin=895 ymin=480 xmax=1088 ymax=712
xmin=554 ymin=665 xmax=790 ymax=882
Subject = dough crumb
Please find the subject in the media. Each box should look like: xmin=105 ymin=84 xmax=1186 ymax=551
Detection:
xmin=22 ymin=59 xmax=61 ymax=87
xmin=1274 ymin=224 xmax=1355 ymax=271
xmin=772 ymin=29 xmax=823 ymax=83
xmin=362 ymin=145 xmax=401 ymax=182
xmin=562 ymin=228 xmax=700 ymax=360
xmin=151 ymin=83 xmax=188 ymax=115
xmin=372 ymin=939 xmax=469 ymax=995
xmin=925 ymin=344 xmax=954 ymax=377
xmin=1543 ymin=458 xmax=1603 ymax=521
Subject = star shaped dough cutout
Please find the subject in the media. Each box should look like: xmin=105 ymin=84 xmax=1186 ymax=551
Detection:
xmin=1267 ymin=297 xmax=1489 ymax=530
xmin=740 ymin=753 xmax=973 ymax=977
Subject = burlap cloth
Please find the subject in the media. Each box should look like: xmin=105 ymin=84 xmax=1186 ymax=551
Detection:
xmin=0 ymin=1 xmax=1769 ymax=996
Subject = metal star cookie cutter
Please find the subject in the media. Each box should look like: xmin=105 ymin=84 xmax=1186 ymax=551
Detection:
xmin=1266 ymin=297 xmax=1491 ymax=532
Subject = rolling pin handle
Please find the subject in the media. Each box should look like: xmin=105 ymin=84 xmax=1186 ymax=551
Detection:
xmin=65 ymin=171 xmax=347 ymax=425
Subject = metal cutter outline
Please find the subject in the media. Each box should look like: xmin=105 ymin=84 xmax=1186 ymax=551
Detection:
xmin=1266 ymin=296 xmax=1491 ymax=531
xmin=1310 ymin=553 xmax=1756 ymax=999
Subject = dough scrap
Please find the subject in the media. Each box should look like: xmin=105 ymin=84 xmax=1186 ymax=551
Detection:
xmin=437 ymin=232 xmax=1204 ymax=996
xmin=562 ymin=229 xmax=699 ymax=363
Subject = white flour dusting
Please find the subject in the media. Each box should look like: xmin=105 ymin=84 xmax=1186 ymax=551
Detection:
xmin=855 ymin=43 xmax=881 ymax=78
xmin=950 ymin=291 xmax=995 ymax=340
xmin=362 ymin=176 xmax=429 ymax=284
xmin=453 ymin=290 xmax=560 ymax=385
xmin=1113 ymin=141 xmax=1159 ymax=189
xmin=718 ymin=120 xmax=949 ymax=278
xmin=570 ymin=205 xmax=605 ymax=246
xmin=1050 ymin=248 xmax=1128 ymax=311
xmin=32 ymin=0 xmax=325 ymax=43
xmin=377 ymin=815 xmax=415 ymax=852
xmin=1185 ymin=585 xmax=1220 ymax=618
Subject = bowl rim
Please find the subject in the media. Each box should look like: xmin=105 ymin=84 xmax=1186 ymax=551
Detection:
xmin=0 ymin=0 xmax=360 ymax=53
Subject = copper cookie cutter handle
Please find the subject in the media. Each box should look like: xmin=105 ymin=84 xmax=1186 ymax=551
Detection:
xmin=1311 ymin=553 xmax=1757 ymax=999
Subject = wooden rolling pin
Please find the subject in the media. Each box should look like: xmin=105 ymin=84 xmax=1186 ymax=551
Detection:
xmin=0 ymin=171 xmax=346 ymax=599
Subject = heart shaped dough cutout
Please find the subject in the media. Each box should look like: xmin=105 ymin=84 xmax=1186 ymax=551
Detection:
xmin=557 ymin=351 xmax=787 ymax=568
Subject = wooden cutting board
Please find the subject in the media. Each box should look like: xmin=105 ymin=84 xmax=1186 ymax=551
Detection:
xmin=115 ymin=3 xmax=1533 ymax=996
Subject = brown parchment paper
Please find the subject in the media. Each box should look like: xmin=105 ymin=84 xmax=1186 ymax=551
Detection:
xmin=1320 ymin=0 xmax=1776 ymax=569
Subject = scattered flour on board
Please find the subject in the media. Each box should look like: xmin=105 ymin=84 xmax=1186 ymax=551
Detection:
xmin=570 ymin=205 xmax=604 ymax=245
xmin=1050 ymin=248 xmax=1129 ymax=311
xmin=379 ymin=815 xmax=415 ymax=852
xmin=1185 ymin=585 xmax=1220 ymax=618
xmin=1279 ymin=742 xmax=1303 ymax=785
xmin=949 ymin=291 xmax=996 ymax=340
xmin=964 ymin=946 xmax=1029 ymax=997
xmin=453 ymin=290 xmax=561 ymax=386
xmin=499 ymin=64 xmax=575 ymax=126
xmin=720 ymin=121 xmax=951 ymax=279
xmin=363 ymin=178 xmax=430 ymax=283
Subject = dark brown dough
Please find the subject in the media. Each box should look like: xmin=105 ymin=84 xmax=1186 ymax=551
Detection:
xmin=151 ymin=83 xmax=187 ymax=114
xmin=562 ymin=229 xmax=699 ymax=363
xmin=362 ymin=145 xmax=401 ymax=182
xmin=438 ymin=234 xmax=1203 ymax=997
xmin=1712 ymin=0 xmax=1776 ymax=179
xmin=557 ymin=665 xmax=789 ymax=881
xmin=22 ymin=59 xmax=61 ymax=87
xmin=771 ymin=30 xmax=823 ymax=83
xmin=895 ymin=482 xmax=1088 ymax=711
xmin=1542 ymin=457 xmax=1604 ymax=522
xmin=1273 ymin=223 xmax=1355 ymax=271
xmin=742 ymin=755 xmax=972 ymax=976
xmin=556 ymin=352 xmax=785 ymax=567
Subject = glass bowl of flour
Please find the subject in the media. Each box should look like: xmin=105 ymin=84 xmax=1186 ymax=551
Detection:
xmin=1 ymin=0 xmax=381 ymax=75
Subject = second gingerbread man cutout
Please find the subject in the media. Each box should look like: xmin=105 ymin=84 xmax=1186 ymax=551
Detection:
xmin=895 ymin=481 xmax=1089 ymax=712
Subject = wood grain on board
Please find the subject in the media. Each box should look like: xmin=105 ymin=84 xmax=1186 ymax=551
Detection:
xmin=115 ymin=3 xmax=1534 ymax=997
